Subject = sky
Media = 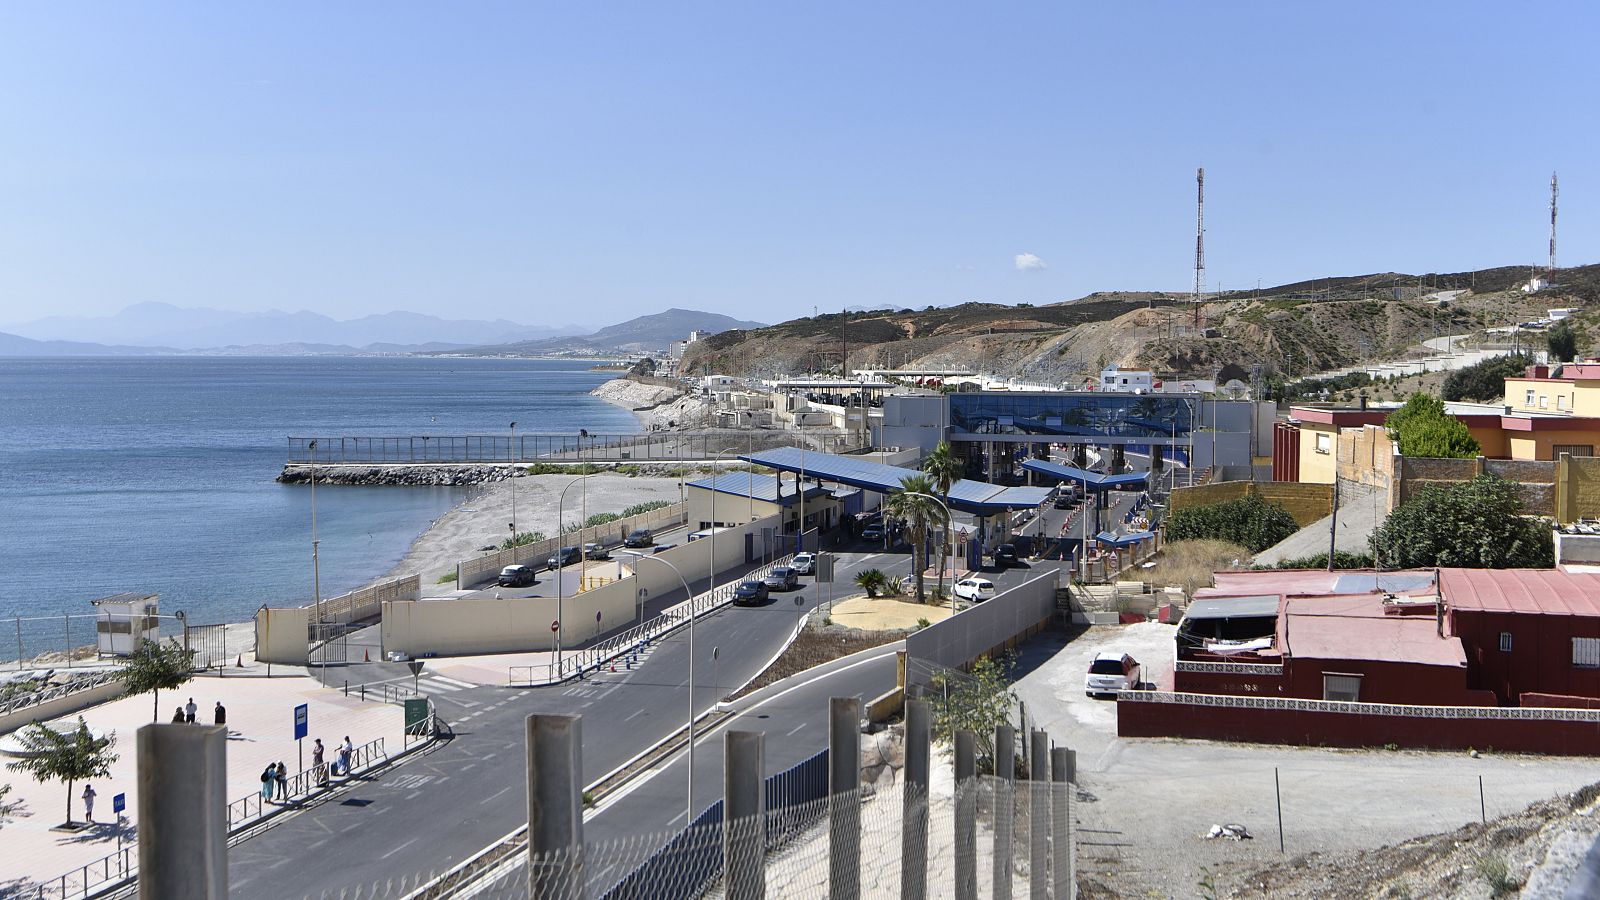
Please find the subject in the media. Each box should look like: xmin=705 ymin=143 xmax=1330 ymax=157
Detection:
xmin=0 ymin=2 xmax=1596 ymax=326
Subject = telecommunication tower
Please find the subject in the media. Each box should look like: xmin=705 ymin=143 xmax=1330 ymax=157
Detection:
xmin=1194 ymin=167 xmax=1206 ymax=326
xmin=1549 ymin=171 xmax=1559 ymax=280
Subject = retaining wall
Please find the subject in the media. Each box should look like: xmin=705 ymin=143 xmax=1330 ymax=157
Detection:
xmin=904 ymin=570 xmax=1058 ymax=687
xmin=456 ymin=502 xmax=687 ymax=589
xmin=0 ymin=680 xmax=126 ymax=736
xmin=254 ymin=607 xmax=310 ymax=666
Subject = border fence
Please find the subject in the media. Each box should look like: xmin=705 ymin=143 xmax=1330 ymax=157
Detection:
xmin=286 ymin=430 xmax=862 ymax=465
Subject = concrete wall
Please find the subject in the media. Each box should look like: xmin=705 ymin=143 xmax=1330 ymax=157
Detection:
xmin=0 ymin=679 xmax=126 ymax=736
xmin=1168 ymin=481 xmax=1333 ymax=527
xmin=904 ymin=570 xmax=1058 ymax=685
xmin=1335 ymin=424 xmax=1400 ymax=512
xmin=1556 ymin=455 xmax=1600 ymax=523
xmin=254 ymin=606 xmax=310 ymax=665
xmin=456 ymin=501 xmax=687 ymax=589
xmin=316 ymin=575 xmax=419 ymax=626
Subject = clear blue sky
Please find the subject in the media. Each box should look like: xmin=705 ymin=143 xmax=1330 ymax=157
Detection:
xmin=0 ymin=2 xmax=1594 ymax=325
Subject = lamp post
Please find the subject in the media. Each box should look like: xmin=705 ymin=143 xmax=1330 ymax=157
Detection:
xmin=308 ymin=440 xmax=323 ymax=677
xmin=555 ymin=474 xmax=597 ymax=676
xmin=898 ymin=491 xmax=954 ymax=614
xmin=622 ymin=551 xmax=698 ymax=826
xmin=509 ymin=422 xmax=518 ymax=542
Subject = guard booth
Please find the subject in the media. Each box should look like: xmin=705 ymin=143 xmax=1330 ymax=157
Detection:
xmin=92 ymin=592 xmax=160 ymax=657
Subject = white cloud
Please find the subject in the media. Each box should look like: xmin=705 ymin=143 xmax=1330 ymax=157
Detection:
xmin=1014 ymin=252 xmax=1047 ymax=272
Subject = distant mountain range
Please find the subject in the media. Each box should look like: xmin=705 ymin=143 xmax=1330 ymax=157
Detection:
xmin=440 ymin=308 xmax=767 ymax=356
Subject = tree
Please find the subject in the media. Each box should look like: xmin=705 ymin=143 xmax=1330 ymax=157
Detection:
xmin=922 ymin=441 xmax=965 ymax=598
xmin=119 ymin=638 xmax=196 ymax=723
xmin=854 ymin=569 xmax=888 ymax=598
xmin=1371 ymin=474 xmax=1553 ymax=569
xmin=1549 ymin=321 xmax=1579 ymax=363
xmin=1441 ymin=354 xmax=1533 ymax=402
xmin=927 ymin=654 xmax=1019 ymax=767
xmin=6 ymin=717 xmax=117 ymax=827
xmin=1166 ymin=493 xmax=1299 ymax=553
xmin=1385 ymin=393 xmax=1480 ymax=459
xmin=0 ymin=783 xmax=16 ymax=830
xmin=885 ymin=474 xmax=950 ymax=602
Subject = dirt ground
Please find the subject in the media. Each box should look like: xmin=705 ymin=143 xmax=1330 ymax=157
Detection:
xmin=829 ymin=594 xmax=951 ymax=631
xmin=731 ymin=617 xmax=910 ymax=700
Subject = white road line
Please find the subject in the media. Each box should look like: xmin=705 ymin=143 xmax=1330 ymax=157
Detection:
xmin=786 ymin=723 xmax=806 ymax=736
xmin=380 ymin=836 xmax=420 ymax=860
xmin=623 ymin=709 xmax=646 ymax=721
xmin=430 ymin=675 xmax=479 ymax=689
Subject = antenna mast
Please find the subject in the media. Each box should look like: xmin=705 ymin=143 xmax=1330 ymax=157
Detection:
xmin=1194 ymin=167 xmax=1206 ymax=326
xmin=1549 ymin=171 xmax=1559 ymax=280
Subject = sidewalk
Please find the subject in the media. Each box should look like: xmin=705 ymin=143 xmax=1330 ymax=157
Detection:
xmin=0 ymin=672 xmax=405 ymax=893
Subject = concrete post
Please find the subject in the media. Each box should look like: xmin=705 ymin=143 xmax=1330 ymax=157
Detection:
xmin=1029 ymin=731 xmax=1049 ymax=900
xmin=954 ymin=729 xmax=977 ymax=900
xmin=829 ymin=697 xmax=862 ymax=900
xmin=526 ymin=715 xmax=584 ymax=900
xmin=900 ymin=699 xmax=930 ymax=900
xmin=137 ymin=724 xmax=227 ymax=900
xmin=1051 ymin=748 xmax=1075 ymax=900
xmin=724 ymin=730 xmax=766 ymax=900
xmin=994 ymin=724 xmax=1015 ymax=900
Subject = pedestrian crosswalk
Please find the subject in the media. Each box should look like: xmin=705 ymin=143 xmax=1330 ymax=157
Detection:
xmin=412 ymin=674 xmax=480 ymax=694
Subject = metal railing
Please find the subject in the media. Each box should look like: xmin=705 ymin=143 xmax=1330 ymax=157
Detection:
xmin=509 ymin=554 xmax=795 ymax=686
xmin=344 ymin=680 xmax=423 ymax=705
xmin=1 ymin=669 xmax=123 ymax=718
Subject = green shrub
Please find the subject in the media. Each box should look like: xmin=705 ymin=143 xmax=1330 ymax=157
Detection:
xmin=621 ymin=500 xmax=672 ymax=518
xmin=1372 ymin=474 xmax=1553 ymax=569
xmin=1167 ymin=494 xmax=1299 ymax=553
xmin=1441 ymin=354 xmax=1533 ymax=402
xmin=436 ymin=572 xmax=458 ymax=584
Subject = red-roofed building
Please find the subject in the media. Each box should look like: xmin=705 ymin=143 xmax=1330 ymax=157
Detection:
xmin=1441 ymin=568 xmax=1600 ymax=707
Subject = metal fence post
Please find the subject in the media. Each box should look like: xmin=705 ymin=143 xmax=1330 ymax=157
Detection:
xmin=137 ymin=724 xmax=227 ymax=899
xmin=1029 ymin=731 xmax=1049 ymax=900
xmin=526 ymin=714 xmax=584 ymax=900
xmin=994 ymin=723 xmax=1015 ymax=900
xmin=955 ymin=729 xmax=977 ymax=900
xmin=901 ymin=698 xmax=930 ymax=900
xmin=1051 ymin=748 xmax=1075 ymax=900
xmin=829 ymin=697 xmax=862 ymax=900
xmin=724 ymin=730 xmax=766 ymax=900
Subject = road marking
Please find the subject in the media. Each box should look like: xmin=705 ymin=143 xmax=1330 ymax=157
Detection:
xmin=623 ymin=709 xmax=646 ymax=721
xmin=380 ymin=836 xmax=420 ymax=860
xmin=429 ymin=675 xmax=479 ymax=689
xmin=786 ymin=723 xmax=806 ymax=736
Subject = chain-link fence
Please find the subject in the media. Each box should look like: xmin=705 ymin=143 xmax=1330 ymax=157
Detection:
xmin=1 ymin=613 xmax=188 ymax=668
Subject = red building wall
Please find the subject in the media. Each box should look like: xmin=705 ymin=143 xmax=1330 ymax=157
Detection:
xmin=1175 ymin=658 xmax=1486 ymax=706
xmin=1451 ymin=609 xmax=1600 ymax=705
xmin=1272 ymin=422 xmax=1300 ymax=482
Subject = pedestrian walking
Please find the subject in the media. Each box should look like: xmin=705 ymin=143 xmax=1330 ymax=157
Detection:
xmin=260 ymin=764 xmax=276 ymax=803
xmin=172 ymin=706 xmax=186 ymax=723
xmin=338 ymin=736 xmax=353 ymax=777
xmin=274 ymin=761 xmax=288 ymax=801
xmin=184 ymin=698 xmax=197 ymax=723
xmin=312 ymin=738 xmax=327 ymax=786
xmin=82 ymin=784 xmax=96 ymax=824
xmin=214 ymin=701 xmax=227 ymax=726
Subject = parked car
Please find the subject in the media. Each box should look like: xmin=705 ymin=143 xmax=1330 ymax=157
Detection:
xmin=1084 ymin=652 xmax=1142 ymax=697
xmin=732 ymin=580 xmax=769 ymax=605
xmin=790 ymin=552 xmax=816 ymax=575
xmin=763 ymin=566 xmax=799 ymax=591
xmin=952 ymin=577 xmax=996 ymax=603
xmin=623 ymin=529 xmax=654 ymax=548
xmin=547 ymin=546 xmax=582 ymax=570
xmin=496 ymin=565 xmax=537 ymax=588
xmin=861 ymin=524 xmax=884 ymax=541
xmin=995 ymin=544 xmax=1019 ymax=567
xmin=583 ymin=542 xmax=610 ymax=560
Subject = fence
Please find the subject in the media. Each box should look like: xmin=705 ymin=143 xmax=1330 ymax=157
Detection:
xmin=2 ymin=613 xmax=186 ymax=667
xmin=286 ymin=430 xmax=863 ymax=465
xmin=312 ymin=574 xmax=421 ymax=626
xmin=905 ymin=570 xmax=1060 ymax=688
xmin=455 ymin=501 xmax=688 ymax=589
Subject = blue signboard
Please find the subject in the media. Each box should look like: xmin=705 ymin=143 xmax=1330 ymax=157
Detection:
xmin=112 ymin=793 xmax=126 ymax=814
xmin=293 ymin=703 xmax=309 ymax=740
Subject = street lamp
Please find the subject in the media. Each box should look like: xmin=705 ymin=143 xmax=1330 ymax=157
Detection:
xmin=555 ymin=473 xmax=598 ymax=675
xmin=509 ymin=422 xmax=518 ymax=542
xmin=308 ymin=440 xmax=324 ymax=677
xmin=621 ymin=551 xmax=698 ymax=826
xmin=898 ymin=491 xmax=954 ymax=614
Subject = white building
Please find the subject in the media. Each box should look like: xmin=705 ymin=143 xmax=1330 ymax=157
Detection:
xmin=1098 ymin=365 xmax=1155 ymax=393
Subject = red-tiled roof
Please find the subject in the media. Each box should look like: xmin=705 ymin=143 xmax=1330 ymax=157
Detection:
xmin=1279 ymin=595 xmax=1465 ymax=668
xmin=1440 ymin=568 xmax=1600 ymax=616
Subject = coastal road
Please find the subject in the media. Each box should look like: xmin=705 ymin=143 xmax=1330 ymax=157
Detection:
xmin=226 ymin=547 xmax=966 ymax=899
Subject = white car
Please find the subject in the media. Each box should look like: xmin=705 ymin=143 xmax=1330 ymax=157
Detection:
xmin=952 ymin=578 xmax=996 ymax=603
xmin=1084 ymin=652 xmax=1142 ymax=697
xmin=791 ymin=552 xmax=816 ymax=575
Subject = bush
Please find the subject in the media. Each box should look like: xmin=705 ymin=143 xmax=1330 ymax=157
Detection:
xmin=1385 ymin=393 xmax=1480 ymax=459
xmin=1260 ymin=550 xmax=1375 ymax=570
xmin=854 ymin=569 xmax=888 ymax=598
xmin=1372 ymin=474 xmax=1553 ymax=569
xmin=621 ymin=500 xmax=672 ymax=518
xmin=1549 ymin=321 xmax=1579 ymax=363
xmin=1167 ymin=494 xmax=1299 ymax=553
xmin=436 ymin=571 xmax=458 ymax=584
xmin=499 ymin=531 xmax=546 ymax=550
xmin=1441 ymin=354 xmax=1533 ymax=402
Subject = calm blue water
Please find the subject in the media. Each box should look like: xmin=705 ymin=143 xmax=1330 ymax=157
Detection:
xmin=0 ymin=357 xmax=638 ymax=645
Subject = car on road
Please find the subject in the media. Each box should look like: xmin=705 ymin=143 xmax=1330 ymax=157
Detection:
xmin=583 ymin=542 xmax=610 ymax=560
xmin=790 ymin=552 xmax=816 ymax=575
xmin=1084 ymin=652 xmax=1142 ymax=697
xmin=763 ymin=566 xmax=799 ymax=591
xmin=952 ymin=577 xmax=996 ymax=603
xmin=623 ymin=529 xmax=654 ymax=548
xmin=1053 ymin=492 xmax=1076 ymax=510
xmin=861 ymin=524 xmax=884 ymax=542
xmin=732 ymin=580 xmax=769 ymax=605
xmin=547 ymin=546 xmax=582 ymax=570
xmin=995 ymin=544 xmax=1019 ymax=566
xmin=496 ymin=565 xmax=537 ymax=587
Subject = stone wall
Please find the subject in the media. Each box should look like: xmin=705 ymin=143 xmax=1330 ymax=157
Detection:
xmin=1169 ymin=481 xmax=1332 ymax=527
xmin=1556 ymin=456 xmax=1600 ymax=523
xmin=1336 ymin=425 xmax=1399 ymax=512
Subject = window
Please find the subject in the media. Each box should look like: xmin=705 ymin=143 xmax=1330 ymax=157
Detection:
xmin=1526 ymin=389 xmax=1537 ymax=406
xmin=1553 ymin=444 xmax=1594 ymax=460
xmin=1540 ymin=395 xmax=1549 ymax=409
xmin=1323 ymin=673 xmax=1362 ymax=702
xmin=1315 ymin=433 xmax=1331 ymax=454
xmin=1574 ymin=638 xmax=1600 ymax=668
xmin=1558 ymin=395 xmax=1568 ymax=410
xmin=1499 ymin=632 xmax=1513 ymax=652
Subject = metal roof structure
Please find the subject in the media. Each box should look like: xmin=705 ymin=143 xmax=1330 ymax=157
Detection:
xmin=741 ymin=447 xmax=1051 ymax=514
xmin=1281 ymin=595 xmax=1466 ymax=668
xmin=1020 ymin=458 xmax=1150 ymax=491
xmin=1441 ymin=568 xmax=1600 ymax=616
xmin=1184 ymin=595 xmax=1282 ymax=620
xmin=1096 ymin=530 xmax=1156 ymax=547
xmin=686 ymin=473 xmax=830 ymax=505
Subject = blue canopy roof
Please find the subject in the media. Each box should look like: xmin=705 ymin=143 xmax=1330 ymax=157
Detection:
xmin=1097 ymin=530 xmax=1156 ymax=547
xmin=741 ymin=448 xmax=1051 ymax=514
xmin=1021 ymin=458 xmax=1150 ymax=491
xmin=686 ymin=473 xmax=829 ymax=505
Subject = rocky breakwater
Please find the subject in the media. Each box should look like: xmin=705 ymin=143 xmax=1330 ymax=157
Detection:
xmin=592 ymin=377 xmax=715 ymax=429
xmin=278 ymin=464 xmax=516 ymax=486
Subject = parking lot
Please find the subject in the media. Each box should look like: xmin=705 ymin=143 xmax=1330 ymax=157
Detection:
xmin=1011 ymin=623 xmax=1600 ymax=898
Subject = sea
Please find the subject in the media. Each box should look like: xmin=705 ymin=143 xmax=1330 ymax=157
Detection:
xmin=0 ymin=356 xmax=639 ymax=660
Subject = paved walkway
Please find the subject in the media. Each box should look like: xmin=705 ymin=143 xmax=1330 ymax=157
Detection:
xmin=1253 ymin=482 xmax=1382 ymax=566
xmin=1 ymin=671 xmax=404 ymax=893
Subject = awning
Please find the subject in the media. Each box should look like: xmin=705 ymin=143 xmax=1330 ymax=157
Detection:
xmin=1184 ymin=595 xmax=1281 ymax=620
xmin=742 ymin=447 xmax=1052 ymax=514
xmin=1021 ymin=458 xmax=1149 ymax=491
xmin=1096 ymin=530 xmax=1155 ymax=547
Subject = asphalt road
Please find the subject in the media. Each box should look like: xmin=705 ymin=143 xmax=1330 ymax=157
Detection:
xmin=227 ymin=547 xmax=925 ymax=899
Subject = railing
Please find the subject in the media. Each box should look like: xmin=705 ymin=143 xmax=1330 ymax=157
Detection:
xmin=0 ymin=669 xmax=121 ymax=717
xmin=344 ymin=680 xmax=422 ymax=705
xmin=513 ymin=554 xmax=795 ymax=686
xmin=285 ymin=430 xmax=863 ymax=465
xmin=225 ymin=737 xmax=387 ymax=831
xmin=455 ymin=502 xmax=688 ymax=589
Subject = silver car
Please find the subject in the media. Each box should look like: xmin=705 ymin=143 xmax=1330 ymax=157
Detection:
xmin=763 ymin=566 xmax=799 ymax=591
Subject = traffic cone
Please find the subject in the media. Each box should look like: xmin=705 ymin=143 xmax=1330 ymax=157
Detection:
xmin=235 ymin=654 xmax=243 ymax=668
xmin=610 ymin=663 xmax=616 ymax=673
xmin=364 ymin=648 xmax=370 ymax=662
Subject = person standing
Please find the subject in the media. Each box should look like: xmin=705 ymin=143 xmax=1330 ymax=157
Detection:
xmin=338 ymin=736 xmax=353 ymax=777
xmin=312 ymin=739 xmax=327 ymax=786
xmin=274 ymin=762 xmax=288 ymax=802
xmin=213 ymin=701 xmax=227 ymax=727
xmin=260 ymin=764 xmax=276 ymax=803
xmin=184 ymin=698 xmax=197 ymax=724
xmin=81 ymin=784 xmax=96 ymax=824
xmin=172 ymin=706 xmax=186 ymax=723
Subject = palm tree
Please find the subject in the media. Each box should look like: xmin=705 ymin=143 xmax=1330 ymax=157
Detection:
xmin=885 ymin=474 xmax=949 ymax=603
xmin=922 ymin=442 xmax=964 ymax=597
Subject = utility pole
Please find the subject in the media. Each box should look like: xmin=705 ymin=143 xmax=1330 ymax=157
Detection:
xmin=1194 ymin=167 xmax=1206 ymax=330
xmin=1550 ymin=171 xmax=1559 ymax=280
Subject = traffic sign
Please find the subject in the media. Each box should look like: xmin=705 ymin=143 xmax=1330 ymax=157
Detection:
xmin=293 ymin=703 xmax=308 ymax=741
xmin=551 ymin=620 xmax=560 ymax=633
xmin=816 ymin=553 xmax=834 ymax=583
xmin=112 ymin=793 xmax=126 ymax=814
xmin=404 ymin=698 xmax=430 ymax=733
xmin=407 ymin=660 xmax=425 ymax=678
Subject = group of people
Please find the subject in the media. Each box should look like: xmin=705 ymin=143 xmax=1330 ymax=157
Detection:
xmin=259 ymin=736 xmax=355 ymax=804
xmin=170 ymin=697 xmax=225 ymax=727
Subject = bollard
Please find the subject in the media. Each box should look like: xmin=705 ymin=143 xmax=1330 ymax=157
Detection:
xmin=526 ymin=715 xmax=584 ymax=899
xmin=994 ymin=724 xmax=1015 ymax=900
xmin=829 ymin=697 xmax=862 ymax=900
xmin=1029 ymin=731 xmax=1049 ymax=900
xmin=723 ymin=731 xmax=766 ymax=900
xmin=1051 ymin=748 xmax=1074 ymax=900
xmin=954 ymin=729 xmax=977 ymax=900
xmin=137 ymin=724 xmax=227 ymax=900
xmin=901 ymin=699 xmax=931 ymax=900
